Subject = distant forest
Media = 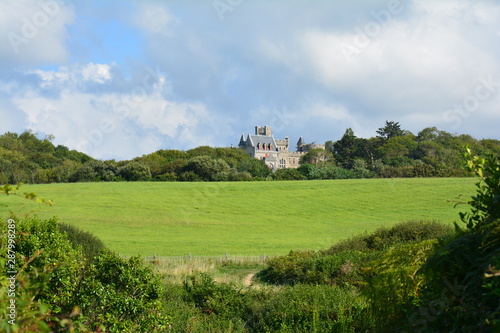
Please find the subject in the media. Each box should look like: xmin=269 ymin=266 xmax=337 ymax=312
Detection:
xmin=1 ymin=121 xmax=499 ymax=184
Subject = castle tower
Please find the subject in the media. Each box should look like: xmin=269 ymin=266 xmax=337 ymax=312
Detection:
xmin=255 ymin=126 xmax=272 ymax=136
xmin=296 ymin=136 xmax=305 ymax=151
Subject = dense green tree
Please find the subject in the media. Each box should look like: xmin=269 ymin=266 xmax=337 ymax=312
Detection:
xmin=237 ymin=158 xmax=271 ymax=178
xmin=377 ymin=135 xmax=418 ymax=166
xmin=117 ymin=161 xmax=152 ymax=181
xmin=272 ymin=167 xmax=308 ymax=180
xmin=181 ymin=155 xmax=230 ymax=181
xmin=332 ymin=128 xmax=359 ymax=169
xmin=69 ymin=164 xmax=98 ymax=182
xmin=376 ymin=120 xmax=405 ymax=141
xmin=299 ymin=148 xmax=334 ymax=165
xmin=187 ymin=146 xmax=217 ymax=158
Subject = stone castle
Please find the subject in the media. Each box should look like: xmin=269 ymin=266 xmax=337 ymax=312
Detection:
xmin=238 ymin=126 xmax=325 ymax=170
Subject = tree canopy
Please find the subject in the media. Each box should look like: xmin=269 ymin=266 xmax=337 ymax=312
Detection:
xmin=1 ymin=123 xmax=500 ymax=183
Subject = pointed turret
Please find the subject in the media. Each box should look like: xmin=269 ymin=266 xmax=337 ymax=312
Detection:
xmin=296 ymin=136 xmax=305 ymax=151
xmin=238 ymin=133 xmax=246 ymax=147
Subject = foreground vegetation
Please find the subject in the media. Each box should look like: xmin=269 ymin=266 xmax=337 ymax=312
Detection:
xmin=1 ymin=148 xmax=499 ymax=332
xmin=1 ymin=178 xmax=475 ymax=256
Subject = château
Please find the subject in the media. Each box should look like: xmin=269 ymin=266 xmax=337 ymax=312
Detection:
xmin=238 ymin=126 xmax=325 ymax=170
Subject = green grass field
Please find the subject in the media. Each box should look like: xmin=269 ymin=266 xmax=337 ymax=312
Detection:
xmin=1 ymin=178 xmax=476 ymax=256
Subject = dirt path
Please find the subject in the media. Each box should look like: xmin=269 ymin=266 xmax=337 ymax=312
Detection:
xmin=243 ymin=273 xmax=256 ymax=286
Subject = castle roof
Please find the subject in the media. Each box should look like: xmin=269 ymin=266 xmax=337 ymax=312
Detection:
xmin=238 ymin=132 xmax=278 ymax=151
xmin=248 ymin=134 xmax=277 ymax=149
xmin=238 ymin=134 xmax=246 ymax=146
xmin=297 ymin=136 xmax=305 ymax=146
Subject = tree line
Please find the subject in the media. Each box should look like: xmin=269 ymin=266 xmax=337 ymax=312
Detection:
xmin=1 ymin=122 xmax=499 ymax=183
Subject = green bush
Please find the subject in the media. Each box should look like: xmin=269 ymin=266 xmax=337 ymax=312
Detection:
xmin=245 ymin=284 xmax=368 ymax=333
xmin=272 ymin=168 xmax=308 ymax=180
xmin=324 ymin=220 xmax=453 ymax=255
xmin=75 ymin=252 xmax=171 ymax=332
xmin=402 ymin=149 xmax=500 ymax=332
xmin=260 ymin=250 xmax=368 ymax=286
xmin=117 ymin=161 xmax=152 ymax=181
xmin=183 ymin=273 xmax=247 ymax=320
xmin=362 ymin=240 xmax=437 ymax=332
xmin=2 ymin=215 xmax=170 ymax=332
xmin=13 ymin=216 xmax=84 ymax=313
xmin=175 ymin=273 xmax=369 ymax=333
xmin=59 ymin=223 xmax=106 ymax=262
xmin=181 ymin=155 xmax=230 ymax=181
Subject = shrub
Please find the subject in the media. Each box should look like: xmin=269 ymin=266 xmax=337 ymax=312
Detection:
xmin=181 ymin=156 xmax=230 ymax=181
xmin=69 ymin=164 xmax=97 ymax=182
xmin=2 ymin=214 xmax=170 ymax=332
xmin=183 ymin=273 xmax=247 ymax=320
xmin=260 ymin=250 xmax=368 ymax=286
xmin=75 ymin=252 xmax=171 ymax=332
xmin=13 ymin=216 xmax=84 ymax=313
xmin=362 ymin=240 xmax=437 ymax=332
xmin=245 ymin=284 xmax=368 ymax=333
xmin=403 ymin=149 xmax=500 ymax=332
xmin=117 ymin=161 xmax=152 ymax=181
xmin=272 ymin=168 xmax=307 ymax=180
xmin=324 ymin=220 xmax=453 ymax=255
xmin=59 ymin=223 xmax=106 ymax=262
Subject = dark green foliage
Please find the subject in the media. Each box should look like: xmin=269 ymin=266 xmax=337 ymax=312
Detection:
xmin=460 ymin=147 xmax=500 ymax=229
xmin=261 ymin=221 xmax=453 ymax=288
xmin=68 ymin=164 xmax=98 ymax=182
xmin=4 ymin=215 xmax=170 ymax=332
xmin=299 ymin=148 xmax=334 ymax=165
xmin=272 ymin=168 xmax=308 ymax=180
xmin=175 ymin=273 xmax=368 ymax=333
xmin=59 ymin=223 xmax=106 ymax=262
xmin=2 ymin=126 xmax=500 ymax=183
xmin=181 ymin=155 xmax=230 ymax=181
xmin=260 ymin=250 xmax=368 ymax=286
xmin=324 ymin=220 xmax=453 ymax=254
xmin=363 ymin=240 xmax=437 ymax=332
xmin=183 ymin=273 xmax=247 ymax=319
xmin=376 ymin=120 xmax=405 ymax=141
xmin=297 ymin=163 xmax=363 ymax=180
xmin=13 ymin=216 xmax=84 ymax=313
xmin=331 ymin=128 xmax=360 ymax=169
xmin=0 ymin=131 xmax=94 ymax=184
xmin=245 ymin=284 xmax=367 ymax=333
xmin=76 ymin=252 xmax=171 ymax=332
xmin=407 ymin=149 xmax=500 ymax=333
xmin=117 ymin=161 xmax=152 ymax=181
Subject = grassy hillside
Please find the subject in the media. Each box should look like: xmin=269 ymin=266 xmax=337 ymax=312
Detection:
xmin=1 ymin=178 xmax=475 ymax=256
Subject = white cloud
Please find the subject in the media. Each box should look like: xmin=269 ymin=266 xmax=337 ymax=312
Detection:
xmin=81 ymin=63 xmax=112 ymax=83
xmin=288 ymin=0 xmax=500 ymax=135
xmin=0 ymin=0 xmax=74 ymax=66
xmin=132 ymin=1 xmax=178 ymax=37
xmin=9 ymin=63 xmax=218 ymax=159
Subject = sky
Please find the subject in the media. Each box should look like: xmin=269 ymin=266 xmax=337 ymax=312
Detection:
xmin=1 ymin=0 xmax=499 ymax=160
